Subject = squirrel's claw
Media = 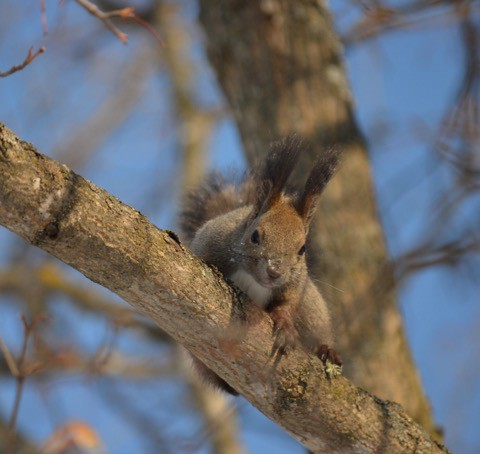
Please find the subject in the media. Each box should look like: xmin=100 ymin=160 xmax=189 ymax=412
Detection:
xmin=271 ymin=316 xmax=299 ymax=355
xmin=273 ymin=330 xmax=296 ymax=354
xmin=317 ymin=344 xmax=342 ymax=366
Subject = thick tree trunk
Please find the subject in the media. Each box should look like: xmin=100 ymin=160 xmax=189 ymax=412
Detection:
xmin=198 ymin=0 xmax=437 ymax=435
xmin=0 ymin=123 xmax=447 ymax=453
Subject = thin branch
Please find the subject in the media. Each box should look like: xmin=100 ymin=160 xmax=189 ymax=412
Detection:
xmin=0 ymin=47 xmax=45 ymax=78
xmin=40 ymin=0 xmax=48 ymax=35
xmin=129 ymin=11 xmax=164 ymax=46
xmin=75 ymin=0 xmax=129 ymax=44
xmin=0 ymin=338 xmax=19 ymax=377
xmin=0 ymin=342 xmax=177 ymax=380
xmin=396 ymin=238 xmax=480 ymax=279
xmin=7 ymin=315 xmax=45 ymax=454
xmin=344 ymin=1 xmax=480 ymax=45
xmin=75 ymin=0 xmax=164 ymax=45
xmin=0 ymin=263 xmax=172 ymax=345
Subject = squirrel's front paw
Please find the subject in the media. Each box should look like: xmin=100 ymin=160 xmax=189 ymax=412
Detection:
xmin=270 ymin=312 xmax=299 ymax=355
xmin=317 ymin=344 xmax=342 ymax=366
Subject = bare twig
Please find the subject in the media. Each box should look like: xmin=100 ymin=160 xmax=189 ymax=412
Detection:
xmin=344 ymin=1 xmax=480 ymax=45
xmin=75 ymin=0 xmax=163 ymax=45
xmin=397 ymin=238 xmax=480 ymax=279
xmin=0 ymin=338 xmax=20 ymax=377
xmin=130 ymin=11 xmax=164 ymax=46
xmin=6 ymin=314 xmax=45 ymax=454
xmin=0 ymin=47 xmax=45 ymax=78
xmin=90 ymin=323 xmax=118 ymax=372
xmin=75 ymin=0 xmax=129 ymax=44
xmin=40 ymin=0 xmax=48 ymax=35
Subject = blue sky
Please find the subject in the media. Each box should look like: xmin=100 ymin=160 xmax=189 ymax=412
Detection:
xmin=1 ymin=1 xmax=479 ymax=453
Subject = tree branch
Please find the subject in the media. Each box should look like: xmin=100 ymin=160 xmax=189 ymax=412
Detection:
xmin=75 ymin=0 xmax=129 ymax=44
xmin=0 ymin=47 xmax=45 ymax=78
xmin=0 ymin=122 xmax=448 ymax=453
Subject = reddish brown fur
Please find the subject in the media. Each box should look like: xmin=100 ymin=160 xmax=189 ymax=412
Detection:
xmin=179 ymin=135 xmax=342 ymax=394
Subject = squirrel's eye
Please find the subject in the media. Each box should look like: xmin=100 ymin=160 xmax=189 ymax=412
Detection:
xmin=251 ymin=229 xmax=260 ymax=244
xmin=298 ymin=244 xmax=306 ymax=255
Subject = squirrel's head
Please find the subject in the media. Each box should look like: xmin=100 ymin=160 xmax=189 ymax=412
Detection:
xmin=239 ymin=135 xmax=339 ymax=288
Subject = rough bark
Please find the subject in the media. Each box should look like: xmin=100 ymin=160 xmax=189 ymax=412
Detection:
xmin=198 ymin=0 xmax=437 ymax=434
xmin=0 ymin=124 xmax=448 ymax=453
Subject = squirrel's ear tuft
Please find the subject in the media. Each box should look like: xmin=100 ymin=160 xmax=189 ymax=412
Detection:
xmin=251 ymin=134 xmax=303 ymax=218
xmin=296 ymin=146 xmax=341 ymax=226
xmin=249 ymin=179 xmax=273 ymax=221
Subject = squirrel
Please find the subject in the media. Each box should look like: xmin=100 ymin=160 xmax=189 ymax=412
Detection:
xmin=180 ymin=134 xmax=342 ymax=394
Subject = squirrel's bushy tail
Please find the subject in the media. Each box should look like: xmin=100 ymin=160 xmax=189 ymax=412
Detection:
xmin=179 ymin=172 xmax=255 ymax=243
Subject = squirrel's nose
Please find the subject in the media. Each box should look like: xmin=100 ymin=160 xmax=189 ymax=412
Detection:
xmin=266 ymin=265 xmax=282 ymax=279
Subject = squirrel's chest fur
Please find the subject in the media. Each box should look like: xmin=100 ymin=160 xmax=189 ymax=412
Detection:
xmin=229 ymin=268 xmax=272 ymax=308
